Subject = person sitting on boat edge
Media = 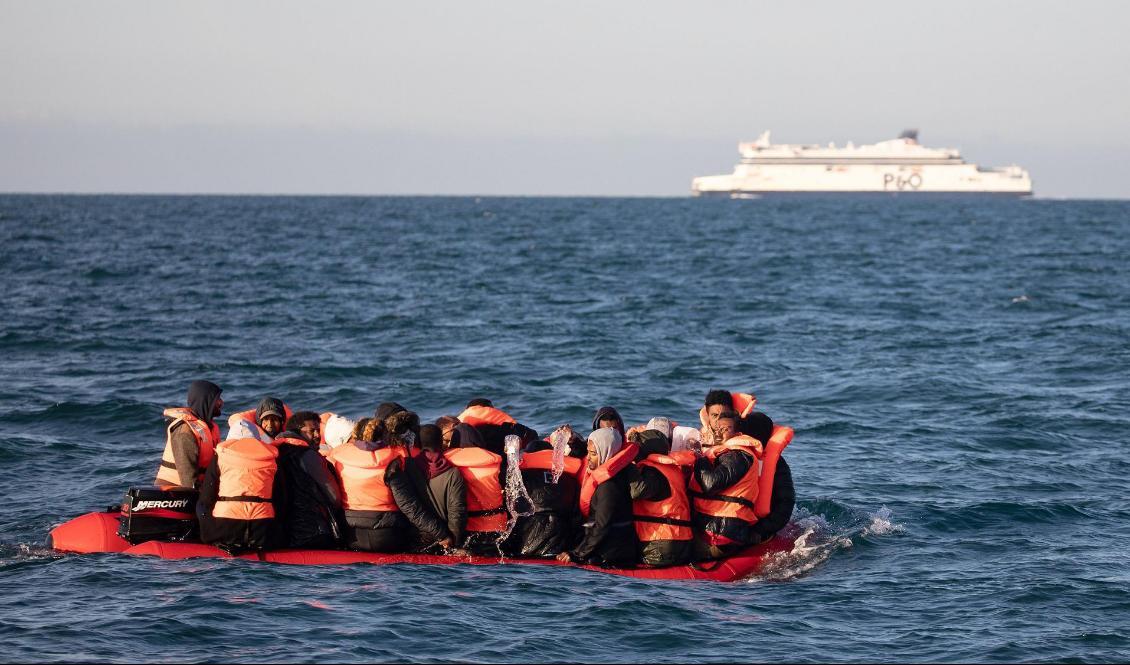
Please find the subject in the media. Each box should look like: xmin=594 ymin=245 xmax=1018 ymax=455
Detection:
xmin=628 ymin=421 xmax=693 ymax=567
xmin=327 ymin=417 xmax=453 ymax=553
xmin=155 ymin=380 xmax=224 ymax=490
xmin=690 ymin=409 xmax=765 ymax=561
xmin=409 ymin=425 xmax=467 ymax=552
xmin=273 ymin=411 xmax=346 ymax=550
xmin=197 ymin=433 xmax=285 ymax=553
xmin=557 ymin=427 xmax=638 ymax=568
xmin=226 ymin=396 xmax=287 ymax=444
xmin=499 ymin=428 xmax=583 ymax=557
xmin=737 ymin=411 xmax=795 ymax=545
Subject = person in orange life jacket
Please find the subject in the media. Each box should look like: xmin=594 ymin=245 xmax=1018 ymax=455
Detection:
xmin=226 ymin=396 xmax=286 ymax=443
xmin=330 ymin=414 xmax=453 ymax=553
xmin=444 ymin=417 xmax=510 ymax=556
xmin=557 ymin=428 xmax=638 ymax=567
xmin=156 ymin=380 xmax=223 ymax=489
xmin=498 ymin=429 xmax=583 ymax=557
xmin=737 ymin=411 xmax=795 ymax=545
xmin=626 ymin=421 xmax=693 ymax=567
xmin=458 ymin=398 xmax=539 ymax=455
xmin=196 ymin=433 xmax=287 ymax=553
xmin=691 ymin=409 xmax=762 ymax=561
xmin=408 ymin=425 xmax=467 ymax=552
xmin=273 ymin=411 xmax=347 ymax=549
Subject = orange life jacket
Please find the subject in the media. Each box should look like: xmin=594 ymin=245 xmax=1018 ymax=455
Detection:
xmin=633 ymin=454 xmax=693 ymax=542
xmin=689 ymin=434 xmax=762 ymax=524
xmin=156 ymin=407 xmax=220 ymax=487
xmin=445 ymin=447 xmax=506 ymax=532
xmin=754 ymin=426 xmax=793 ymax=518
xmin=578 ymin=442 xmax=640 ymax=519
xmin=457 ymin=405 xmax=516 ymax=428
xmin=211 ymin=437 xmax=279 ymax=520
xmin=227 ymin=404 xmax=293 ymax=443
xmin=698 ymin=391 xmax=757 ymax=429
xmin=327 ymin=442 xmax=404 ymax=512
xmin=519 ymin=449 xmax=583 ymax=480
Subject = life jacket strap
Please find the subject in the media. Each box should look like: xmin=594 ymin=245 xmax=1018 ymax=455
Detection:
xmin=632 ymin=515 xmax=694 ymax=528
xmin=467 ymin=507 xmax=507 ymax=517
xmin=689 ymin=490 xmax=756 ymax=511
xmin=217 ymin=496 xmax=272 ymax=503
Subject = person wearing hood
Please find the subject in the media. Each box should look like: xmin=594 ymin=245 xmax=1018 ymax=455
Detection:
xmin=626 ymin=421 xmax=693 ymax=567
xmin=499 ymin=429 xmax=583 ymax=558
xmin=327 ymin=413 xmax=454 ymax=553
xmin=457 ymin=398 xmax=539 ymax=455
xmin=409 ymin=425 xmax=467 ymax=551
xmin=737 ymin=411 xmax=795 ymax=544
xmin=156 ymin=380 xmax=224 ymax=489
xmin=272 ymin=411 xmax=347 ymax=549
xmin=592 ymin=406 xmax=627 ymax=444
xmin=226 ymin=397 xmax=288 ymax=444
xmin=557 ymin=427 xmax=639 ymax=567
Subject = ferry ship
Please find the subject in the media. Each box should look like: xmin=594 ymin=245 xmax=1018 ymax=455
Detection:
xmin=691 ymin=130 xmax=1032 ymax=197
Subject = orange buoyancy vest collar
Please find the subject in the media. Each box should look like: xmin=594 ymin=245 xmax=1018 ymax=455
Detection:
xmin=156 ymin=407 xmax=220 ymax=487
xmin=633 ymin=454 xmax=693 ymax=542
xmin=578 ymin=442 xmax=640 ymax=519
xmin=754 ymin=425 xmax=793 ymax=519
xmin=457 ymin=405 xmax=516 ymax=428
xmin=228 ymin=404 xmax=294 ymax=443
xmin=445 ymin=447 xmax=506 ymax=532
xmin=519 ymin=449 xmax=583 ymax=479
xmin=698 ymin=391 xmax=758 ymax=428
xmin=327 ymin=442 xmax=405 ymax=512
xmin=212 ymin=437 xmax=280 ymax=520
xmin=690 ymin=435 xmax=762 ymax=524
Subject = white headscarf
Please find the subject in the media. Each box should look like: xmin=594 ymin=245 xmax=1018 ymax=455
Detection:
xmin=645 ymin=417 xmax=673 ymax=440
xmin=588 ymin=427 xmax=623 ymax=466
xmin=322 ymin=414 xmax=356 ymax=449
xmin=671 ymin=425 xmax=702 ymax=453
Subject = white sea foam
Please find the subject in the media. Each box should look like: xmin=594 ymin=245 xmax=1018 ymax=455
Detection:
xmin=862 ymin=506 xmax=905 ymax=536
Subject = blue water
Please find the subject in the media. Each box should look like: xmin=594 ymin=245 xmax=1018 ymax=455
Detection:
xmin=1 ymin=195 xmax=1128 ymax=663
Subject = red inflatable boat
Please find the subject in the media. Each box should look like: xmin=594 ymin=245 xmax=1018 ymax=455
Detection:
xmin=48 ymin=511 xmax=796 ymax=583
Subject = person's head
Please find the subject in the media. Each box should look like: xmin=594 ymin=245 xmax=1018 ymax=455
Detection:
xmin=710 ymin=409 xmax=740 ymax=445
xmin=374 ymin=402 xmax=407 ymax=421
xmin=737 ymin=411 xmax=774 ymax=445
xmin=255 ymin=397 xmax=286 ymax=438
xmin=384 ymin=410 xmax=420 ymax=448
xmin=350 ymin=417 xmax=372 ymax=443
xmin=419 ymin=424 xmax=444 ymax=453
xmin=466 ymin=398 xmax=493 ymax=408
xmin=186 ymin=380 xmax=223 ymax=424
xmin=285 ymin=411 xmax=321 ymax=447
xmin=435 ymin=415 xmax=460 ymax=447
xmin=645 ymin=417 xmax=673 ymax=440
xmin=592 ymin=406 xmax=625 ymax=438
xmin=359 ymin=417 xmax=385 ymax=444
xmin=586 ymin=427 xmax=624 ymax=472
xmin=322 ymin=414 xmax=356 ymax=449
xmin=704 ymin=390 xmax=732 ymax=427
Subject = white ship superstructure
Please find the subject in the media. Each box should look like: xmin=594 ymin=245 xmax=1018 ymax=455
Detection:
xmin=692 ymin=130 xmax=1032 ymax=197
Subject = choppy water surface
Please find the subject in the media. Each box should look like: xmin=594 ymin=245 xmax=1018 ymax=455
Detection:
xmin=1 ymin=195 xmax=1128 ymax=663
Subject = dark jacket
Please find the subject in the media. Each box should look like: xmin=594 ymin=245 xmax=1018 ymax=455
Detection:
xmin=692 ymin=447 xmax=759 ymax=547
xmin=343 ymin=447 xmax=452 ymax=553
xmin=409 ymin=452 xmax=467 ymax=550
xmin=196 ymin=453 xmax=286 ymax=553
xmin=569 ymin=468 xmax=638 ymax=567
xmin=501 ymin=450 xmax=580 ymax=557
xmin=629 ymin=463 xmax=692 ymax=567
xmin=274 ymin=434 xmax=346 ymax=549
xmin=749 ymin=457 xmax=795 ymax=542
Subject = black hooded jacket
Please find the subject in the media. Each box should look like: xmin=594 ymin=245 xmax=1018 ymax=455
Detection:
xmin=166 ymin=380 xmax=223 ymax=488
xmin=569 ymin=466 xmax=638 ymax=567
xmin=273 ymin=431 xmax=346 ymax=549
xmin=500 ymin=440 xmax=580 ymax=557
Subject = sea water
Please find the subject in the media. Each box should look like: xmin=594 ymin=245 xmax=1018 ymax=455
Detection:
xmin=0 ymin=195 xmax=1128 ymax=662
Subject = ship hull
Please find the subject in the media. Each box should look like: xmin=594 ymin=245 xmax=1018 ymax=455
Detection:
xmin=693 ymin=190 xmax=1032 ymax=199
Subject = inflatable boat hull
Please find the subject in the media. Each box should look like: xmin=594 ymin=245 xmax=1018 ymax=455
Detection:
xmin=48 ymin=511 xmax=794 ymax=582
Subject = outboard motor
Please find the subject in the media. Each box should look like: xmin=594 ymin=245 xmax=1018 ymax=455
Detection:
xmin=117 ymin=486 xmax=199 ymax=544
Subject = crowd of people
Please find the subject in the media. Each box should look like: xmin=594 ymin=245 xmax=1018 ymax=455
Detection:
xmin=154 ymin=380 xmax=796 ymax=568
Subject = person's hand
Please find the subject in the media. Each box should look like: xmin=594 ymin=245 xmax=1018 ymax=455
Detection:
xmin=555 ymin=551 xmax=572 ymax=563
xmin=437 ymin=537 xmax=453 ymax=549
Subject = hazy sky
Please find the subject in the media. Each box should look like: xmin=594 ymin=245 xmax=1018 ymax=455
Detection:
xmin=1 ymin=1 xmax=1127 ymax=197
